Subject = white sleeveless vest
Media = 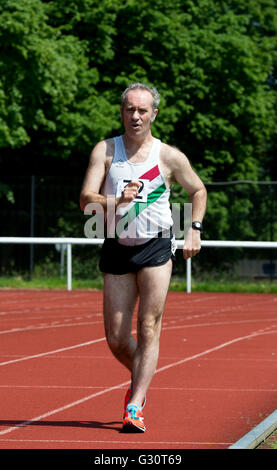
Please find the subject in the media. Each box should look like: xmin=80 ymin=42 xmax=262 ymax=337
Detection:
xmin=101 ymin=135 xmax=173 ymax=246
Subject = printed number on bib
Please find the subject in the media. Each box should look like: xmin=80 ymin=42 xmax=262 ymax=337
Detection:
xmin=116 ymin=178 xmax=149 ymax=203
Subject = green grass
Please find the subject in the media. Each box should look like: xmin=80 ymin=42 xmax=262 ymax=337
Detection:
xmin=257 ymin=430 xmax=277 ymax=449
xmin=173 ymin=279 xmax=277 ymax=294
xmin=0 ymin=276 xmax=103 ymax=290
xmin=270 ymin=441 xmax=277 ymax=449
xmin=0 ymin=275 xmax=276 ymax=293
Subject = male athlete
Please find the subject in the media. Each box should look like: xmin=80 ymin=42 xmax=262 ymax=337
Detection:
xmin=80 ymin=83 xmax=207 ymax=432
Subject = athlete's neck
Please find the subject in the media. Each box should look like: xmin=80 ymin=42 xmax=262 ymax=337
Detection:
xmin=122 ymin=133 xmax=155 ymax=162
xmin=122 ymin=132 xmax=154 ymax=152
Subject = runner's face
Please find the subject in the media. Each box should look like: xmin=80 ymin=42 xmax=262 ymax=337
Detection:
xmin=121 ymin=89 xmax=157 ymax=136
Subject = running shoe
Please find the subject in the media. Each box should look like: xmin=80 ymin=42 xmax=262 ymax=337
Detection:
xmin=124 ymin=386 xmax=146 ymax=411
xmin=122 ymin=404 xmax=146 ymax=433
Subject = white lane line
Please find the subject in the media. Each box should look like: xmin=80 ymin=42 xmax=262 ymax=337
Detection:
xmin=162 ymin=318 xmax=277 ymax=331
xmin=156 ymin=328 xmax=277 ymax=375
xmin=0 ymin=379 xmax=131 ymax=436
xmin=0 ymin=325 xmax=137 ymax=366
xmin=0 ymin=326 xmax=276 ymax=437
xmin=0 ymin=384 xmax=276 ymax=392
xmin=0 ymin=320 xmax=103 ymax=336
xmin=1 ymin=320 xmax=276 ymax=368
xmin=0 ymin=438 xmax=231 ymax=446
xmin=0 ymin=337 xmax=106 ymax=367
xmin=1 ymin=315 xmax=275 ymax=339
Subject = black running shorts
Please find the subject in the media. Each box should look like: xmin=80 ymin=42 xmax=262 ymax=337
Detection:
xmin=99 ymin=231 xmax=175 ymax=275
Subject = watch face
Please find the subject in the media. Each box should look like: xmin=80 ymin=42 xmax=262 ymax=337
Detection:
xmin=192 ymin=222 xmax=202 ymax=230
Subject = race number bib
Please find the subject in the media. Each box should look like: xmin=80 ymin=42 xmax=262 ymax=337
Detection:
xmin=116 ymin=178 xmax=149 ymax=203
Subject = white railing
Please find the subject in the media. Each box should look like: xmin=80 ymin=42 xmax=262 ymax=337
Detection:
xmin=0 ymin=237 xmax=277 ymax=293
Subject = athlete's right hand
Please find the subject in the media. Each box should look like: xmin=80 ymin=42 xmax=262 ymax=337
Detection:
xmin=117 ymin=181 xmax=142 ymax=205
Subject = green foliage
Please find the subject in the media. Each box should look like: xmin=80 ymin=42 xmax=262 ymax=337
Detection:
xmin=0 ymin=0 xmax=276 ymax=255
xmin=0 ymin=0 xmax=118 ymax=158
xmin=0 ymin=182 xmax=14 ymax=202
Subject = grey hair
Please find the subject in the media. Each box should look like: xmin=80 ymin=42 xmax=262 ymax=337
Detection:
xmin=121 ymin=82 xmax=160 ymax=111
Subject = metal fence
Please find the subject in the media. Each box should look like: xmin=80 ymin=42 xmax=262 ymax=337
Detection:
xmin=0 ymin=237 xmax=276 ymax=292
xmin=0 ymin=176 xmax=276 ymax=279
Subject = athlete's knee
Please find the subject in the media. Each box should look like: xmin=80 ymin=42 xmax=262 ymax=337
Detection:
xmin=137 ymin=314 xmax=162 ymax=344
xmin=106 ymin=330 xmax=129 ymax=355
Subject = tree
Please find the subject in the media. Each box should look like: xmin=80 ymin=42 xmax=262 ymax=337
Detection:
xmin=0 ymin=0 xmax=276 ymax=250
xmin=0 ymin=0 xmax=119 ymax=172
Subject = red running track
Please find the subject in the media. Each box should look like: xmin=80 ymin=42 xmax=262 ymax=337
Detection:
xmin=0 ymin=289 xmax=276 ymax=450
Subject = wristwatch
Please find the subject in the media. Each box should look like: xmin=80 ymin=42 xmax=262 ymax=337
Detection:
xmin=192 ymin=221 xmax=203 ymax=232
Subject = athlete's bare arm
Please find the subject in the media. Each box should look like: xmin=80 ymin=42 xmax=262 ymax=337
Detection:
xmin=80 ymin=140 xmax=109 ymax=211
xmin=160 ymin=144 xmax=207 ymax=259
xmin=160 ymin=143 xmax=206 ymax=216
xmin=80 ymin=139 xmax=141 ymax=212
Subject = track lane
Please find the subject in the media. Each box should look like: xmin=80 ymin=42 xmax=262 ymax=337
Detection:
xmin=0 ymin=290 xmax=276 ymax=449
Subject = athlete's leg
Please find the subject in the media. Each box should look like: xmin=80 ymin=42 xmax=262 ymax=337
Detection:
xmin=129 ymin=259 xmax=172 ymax=407
xmin=103 ymin=272 xmax=138 ymax=371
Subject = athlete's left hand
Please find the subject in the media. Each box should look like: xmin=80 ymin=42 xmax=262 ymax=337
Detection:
xmin=183 ymin=228 xmax=201 ymax=260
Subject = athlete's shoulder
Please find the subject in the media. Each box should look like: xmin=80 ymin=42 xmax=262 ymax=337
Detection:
xmin=93 ymin=138 xmax=114 ymax=155
xmin=89 ymin=138 xmax=115 ymax=164
xmin=160 ymin=142 xmax=189 ymax=167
